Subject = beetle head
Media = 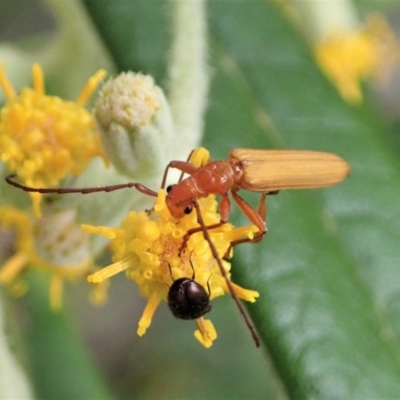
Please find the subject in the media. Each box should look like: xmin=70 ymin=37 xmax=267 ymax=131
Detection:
xmin=166 ymin=183 xmax=195 ymax=218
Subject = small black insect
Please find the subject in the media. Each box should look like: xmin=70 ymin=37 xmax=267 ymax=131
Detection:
xmin=167 ymin=277 xmax=211 ymax=320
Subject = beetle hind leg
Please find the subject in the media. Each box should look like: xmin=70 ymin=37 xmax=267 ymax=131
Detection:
xmin=223 ymin=192 xmax=269 ymax=257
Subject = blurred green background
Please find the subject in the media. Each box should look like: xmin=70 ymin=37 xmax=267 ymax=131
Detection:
xmin=2 ymin=0 xmax=400 ymax=399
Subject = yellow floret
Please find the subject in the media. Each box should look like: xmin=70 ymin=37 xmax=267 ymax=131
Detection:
xmin=0 ymin=206 xmax=105 ymax=310
xmin=315 ymin=14 xmax=399 ymax=104
xmin=0 ymin=63 xmax=107 ymax=216
xmin=84 ymin=187 xmax=259 ymax=348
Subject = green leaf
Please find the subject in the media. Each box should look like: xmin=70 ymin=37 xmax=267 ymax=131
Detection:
xmin=68 ymin=0 xmax=400 ymax=399
xmin=23 ymin=271 xmax=113 ymax=400
xmin=205 ymin=1 xmax=400 ymax=399
xmin=354 ymin=0 xmax=400 ymax=13
xmin=81 ymin=0 xmax=170 ymax=83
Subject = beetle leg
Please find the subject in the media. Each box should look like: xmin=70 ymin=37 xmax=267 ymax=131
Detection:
xmin=257 ymin=192 xmax=267 ymax=223
xmin=179 ymin=222 xmax=226 ymax=255
xmin=160 ymin=161 xmax=200 ymax=188
xmin=223 ymin=191 xmax=268 ymax=256
xmin=178 ymin=191 xmax=232 ymax=254
xmin=219 ymin=193 xmax=231 ymax=222
xmin=231 ymin=190 xmax=266 ymax=233
xmin=191 ymin=201 xmax=260 ymax=347
xmin=161 ymin=148 xmax=212 ymax=188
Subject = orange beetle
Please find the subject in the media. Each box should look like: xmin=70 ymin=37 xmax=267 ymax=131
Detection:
xmin=6 ymin=147 xmax=350 ymax=347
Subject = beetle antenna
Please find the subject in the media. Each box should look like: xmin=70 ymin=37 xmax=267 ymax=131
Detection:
xmin=192 ymin=201 xmax=260 ymax=347
xmin=5 ymin=174 xmax=158 ymax=197
xmin=188 ymin=252 xmax=196 ymax=279
xmin=205 ymin=274 xmax=212 ymax=296
xmin=167 ymin=264 xmax=175 ymax=282
xmin=178 ymin=149 xmax=196 ymax=183
xmin=189 ymin=251 xmax=212 ymax=295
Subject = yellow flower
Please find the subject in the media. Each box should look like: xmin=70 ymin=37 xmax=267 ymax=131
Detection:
xmin=83 ymin=189 xmax=259 ymax=348
xmin=315 ymin=14 xmax=399 ymax=104
xmin=0 ymin=63 xmax=107 ymax=217
xmin=0 ymin=206 xmax=107 ymax=310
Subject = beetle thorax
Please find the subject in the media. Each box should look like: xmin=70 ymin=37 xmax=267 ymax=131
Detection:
xmin=165 ymin=160 xmax=237 ymax=218
xmin=191 ymin=161 xmax=236 ymax=195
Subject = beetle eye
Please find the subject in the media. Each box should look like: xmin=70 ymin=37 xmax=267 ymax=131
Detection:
xmin=166 ymin=185 xmax=173 ymax=193
xmin=184 ymin=206 xmax=192 ymax=215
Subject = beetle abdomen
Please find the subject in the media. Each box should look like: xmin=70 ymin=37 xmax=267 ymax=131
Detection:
xmin=229 ymin=148 xmax=350 ymax=191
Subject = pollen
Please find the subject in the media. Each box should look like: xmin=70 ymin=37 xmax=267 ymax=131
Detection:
xmin=0 ymin=63 xmax=107 ymax=216
xmin=84 ymin=190 xmax=259 ymax=348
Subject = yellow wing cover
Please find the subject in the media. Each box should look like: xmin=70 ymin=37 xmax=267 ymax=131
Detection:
xmin=229 ymin=149 xmax=350 ymax=191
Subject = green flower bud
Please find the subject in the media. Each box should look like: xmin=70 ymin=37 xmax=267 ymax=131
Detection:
xmin=95 ymin=72 xmax=176 ymax=180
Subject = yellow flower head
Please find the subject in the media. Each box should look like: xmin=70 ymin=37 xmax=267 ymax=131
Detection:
xmin=0 ymin=63 xmax=107 ymax=216
xmin=0 ymin=206 xmax=107 ymax=310
xmin=315 ymin=14 xmax=399 ymax=104
xmin=84 ymin=190 xmax=259 ymax=348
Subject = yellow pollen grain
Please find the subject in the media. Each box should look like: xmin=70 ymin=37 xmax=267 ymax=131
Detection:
xmin=230 ymin=282 xmax=259 ymax=302
xmin=31 ymin=192 xmax=43 ymax=218
xmin=159 ymin=221 xmax=175 ymax=236
xmin=81 ymin=224 xmax=118 ymax=240
xmin=154 ymin=190 xmax=171 ymax=220
xmin=89 ymin=280 xmax=109 ymax=305
xmin=192 ymin=238 xmax=210 ymax=257
xmin=171 ymin=226 xmax=185 ymax=239
xmin=4 ymin=106 xmax=21 ymax=133
xmin=225 ymin=225 xmax=258 ymax=241
xmin=137 ymin=251 xmax=159 ymax=266
xmin=129 ymin=237 xmax=147 ymax=253
xmin=0 ymin=253 xmax=28 ymax=283
xmin=32 ymin=63 xmax=44 ymax=96
xmin=137 ymin=293 xmax=162 ymax=336
xmin=143 ymin=270 xmax=153 ymax=279
xmin=88 ymin=261 xmax=129 ymax=283
xmin=137 ymin=220 xmax=160 ymax=241
xmin=190 ymin=147 xmax=210 ymax=168
xmin=168 ymin=255 xmax=184 ymax=270
xmin=76 ymin=69 xmax=107 ymax=106
xmin=0 ymin=63 xmax=16 ymax=99
xmin=194 ymin=318 xmax=217 ymax=348
xmin=49 ymin=274 xmax=63 ymax=311
xmin=151 ymin=242 xmax=164 ymax=255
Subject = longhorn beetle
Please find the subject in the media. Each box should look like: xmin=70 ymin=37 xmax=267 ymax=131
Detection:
xmin=6 ymin=148 xmax=350 ymax=346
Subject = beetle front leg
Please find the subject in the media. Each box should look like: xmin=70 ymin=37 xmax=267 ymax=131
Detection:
xmin=161 ymin=148 xmax=211 ymax=188
xmin=160 ymin=161 xmax=200 ymax=188
xmin=179 ymin=222 xmax=226 ymax=256
xmin=179 ymin=192 xmax=232 ymax=254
